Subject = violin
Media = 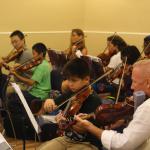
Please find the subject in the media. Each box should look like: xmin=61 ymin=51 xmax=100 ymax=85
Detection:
xmin=91 ymin=99 xmax=134 ymax=126
xmin=2 ymin=56 xmax=42 ymax=72
xmin=59 ymin=98 xmax=134 ymax=130
xmin=98 ymin=50 xmax=117 ymax=67
xmin=15 ymin=56 xmax=42 ymax=72
xmin=63 ymin=86 xmax=93 ymax=118
xmin=30 ymin=68 xmax=115 ymax=115
xmin=67 ymin=38 xmax=84 ymax=60
xmin=1 ymin=49 xmax=23 ymax=63
xmin=57 ymin=86 xmax=92 ymax=136
xmin=97 ymin=32 xmax=117 ymax=67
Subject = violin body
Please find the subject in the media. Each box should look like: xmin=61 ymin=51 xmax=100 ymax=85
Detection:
xmin=66 ymin=87 xmax=92 ymax=117
xmin=94 ymin=102 xmax=134 ymax=126
xmin=98 ymin=50 xmax=117 ymax=67
xmin=2 ymin=56 xmax=42 ymax=73
xmin=16 ymin=57 xmax=42 ymax=72
xmin=2 ymin=49 xmax=23 ymax=63
xmin=98 ymin=53 xmax=112 ymax=67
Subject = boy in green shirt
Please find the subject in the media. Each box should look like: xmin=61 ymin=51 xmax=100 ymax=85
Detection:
xmin=8 ymin=42 xmax=51 ymax=114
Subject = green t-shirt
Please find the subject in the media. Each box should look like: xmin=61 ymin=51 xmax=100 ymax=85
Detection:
xmin=29 ymin=60 xmax=51 ymax=100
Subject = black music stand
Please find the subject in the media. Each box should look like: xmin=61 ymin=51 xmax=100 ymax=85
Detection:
xmin=11 ymin=83 xmax=41 ymax=150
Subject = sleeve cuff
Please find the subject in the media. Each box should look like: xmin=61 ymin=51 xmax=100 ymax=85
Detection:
xmin=101 ymin=130 xmax=117 ymax=150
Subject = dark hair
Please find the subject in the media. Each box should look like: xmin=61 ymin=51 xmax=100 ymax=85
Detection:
xmin=144 ymin=35 xmax=150 ymax=55
xmin=121 ymin=45 xmax=140 ymax=65
xmin=32 ymin=42 xmax=47 ymax=57
xmin=62 ymin=58 xmax=90 ymax=79
xmin=107 ymin=35 xmax=127 ymax=51
xmin=10 ymin=30 xmax=25 ymax=40
xmin=144 ymin=35 xmax=150 ymax=46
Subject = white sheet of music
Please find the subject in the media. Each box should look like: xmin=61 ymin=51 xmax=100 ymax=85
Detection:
xmin=0 ymin=133 xmax=12 ymax=150
xmin=11 ymin=83 xmax=41 ymax=134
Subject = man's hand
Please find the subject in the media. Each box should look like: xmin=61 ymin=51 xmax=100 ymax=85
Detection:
xmin=75 ymin=114 xmax=104 ymax=139
xmin=74 ymin=114 xmax=93 ymax=131
xmin=43 ymin=99 xmax=57 ymax=113
xmin=73 ymin=114 xmax=93 ymax=133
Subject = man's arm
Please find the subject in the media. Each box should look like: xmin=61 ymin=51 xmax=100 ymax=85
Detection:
xmin=75 ymin=100 xmax=150 ymax=150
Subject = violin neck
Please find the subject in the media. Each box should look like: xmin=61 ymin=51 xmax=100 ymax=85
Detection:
xmin=80 ymin=113 xmax=95 ymax=120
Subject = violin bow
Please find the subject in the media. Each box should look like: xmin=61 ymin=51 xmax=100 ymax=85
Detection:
xmin=55 ymin=66 xmax=119 ymax=111
xmin=100 ymin=32 xmax=117 ymax=54
xmin=115 ymin=56 xmax=127 ymax=104
xmin=137 ymin=41 xmax=150 ymax=61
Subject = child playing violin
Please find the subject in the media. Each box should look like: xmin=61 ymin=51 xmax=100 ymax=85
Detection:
xmin=65 ymin=29 xmax=88 ymax=60
xmin=7 ymin=42 xmax=51 ymax=114
xmin=38 ymin=58 xmax=102 ymax=150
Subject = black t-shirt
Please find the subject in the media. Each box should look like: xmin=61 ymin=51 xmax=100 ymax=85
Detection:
xmin=54 ymin=91 xmax=102 ymax=148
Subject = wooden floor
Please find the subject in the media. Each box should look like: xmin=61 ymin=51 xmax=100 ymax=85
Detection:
xmin=6 ymin=137 xmax=41 ymax=150
xmin=0 ymin=121 xmax=43 ymax=150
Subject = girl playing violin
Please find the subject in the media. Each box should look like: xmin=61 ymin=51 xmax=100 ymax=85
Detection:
xmin=65 ymin=29 xmax=88 ymax=60
xmin=98 ymin=35 xmax=127 ymax=67
xmin=38 ymin=58 xmax=102 ymax=150
xmin=61 ymin=29 xmax=88 ymax=93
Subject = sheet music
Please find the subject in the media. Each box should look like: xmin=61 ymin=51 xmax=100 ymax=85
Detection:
xmin=11 ymin=83 xmax=41 ymax=134
xmin=0 ymin=133 xmax=12 ymax=150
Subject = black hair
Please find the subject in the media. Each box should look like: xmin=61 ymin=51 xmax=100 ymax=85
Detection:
xmin=32 ymin=42 xmax=47 ymax=57
xmin=144 ymin=35 xmax=150 ymax=55
xmin=144 ymin=35 xmax=150 ymax=46
xmin=62 ymin=58 xmax=90 ymax=79
xmin=10 ymin=30 xmax=25 ymax=40
xmin=121 ymin=45 xmax=140 ymax=65
xmin=107 ymin=35 xmax=127 ymax=51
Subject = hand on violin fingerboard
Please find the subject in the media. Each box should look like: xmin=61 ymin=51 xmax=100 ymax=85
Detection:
xmin=74 ymin=114 xmax=93 ymax=133
xmin=55 ymin=111 xmax=66 ymax=124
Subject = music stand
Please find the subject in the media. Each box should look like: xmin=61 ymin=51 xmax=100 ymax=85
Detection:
xmin=0 ymin=133 xmax=12 ymax=150
xmin=11 ymin=83 xmax=41 ymax=150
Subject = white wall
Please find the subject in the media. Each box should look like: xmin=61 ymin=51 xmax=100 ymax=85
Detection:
xmin=0 ymin=0 xmax=150 ymax=57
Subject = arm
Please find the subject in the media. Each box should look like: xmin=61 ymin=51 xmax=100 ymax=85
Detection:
xmin=74 ymin=115 xmax=104 ymax=138
xmin=81 ymin=48 xmax=88 ymax=55
xmin=75 ymin=101 xmax=150 ymax=150
xmin=43 ymin=93 xmax=71 ymax=113
xmin=11 ymin=70 xmax=35 ymax=86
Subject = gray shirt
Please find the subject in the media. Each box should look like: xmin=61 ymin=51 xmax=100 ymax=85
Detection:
xmin=15 ymin=47 xmax=32 ymax=64
xmin=14 ymin=47 xmax=33 ymax=83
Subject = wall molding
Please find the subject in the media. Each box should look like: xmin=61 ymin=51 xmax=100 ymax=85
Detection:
xmin=0 ymin=30 xmax=149 ymax=36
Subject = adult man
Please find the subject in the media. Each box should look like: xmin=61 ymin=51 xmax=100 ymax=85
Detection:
xmin=75 ymin=60 xmax=150 ymax=150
